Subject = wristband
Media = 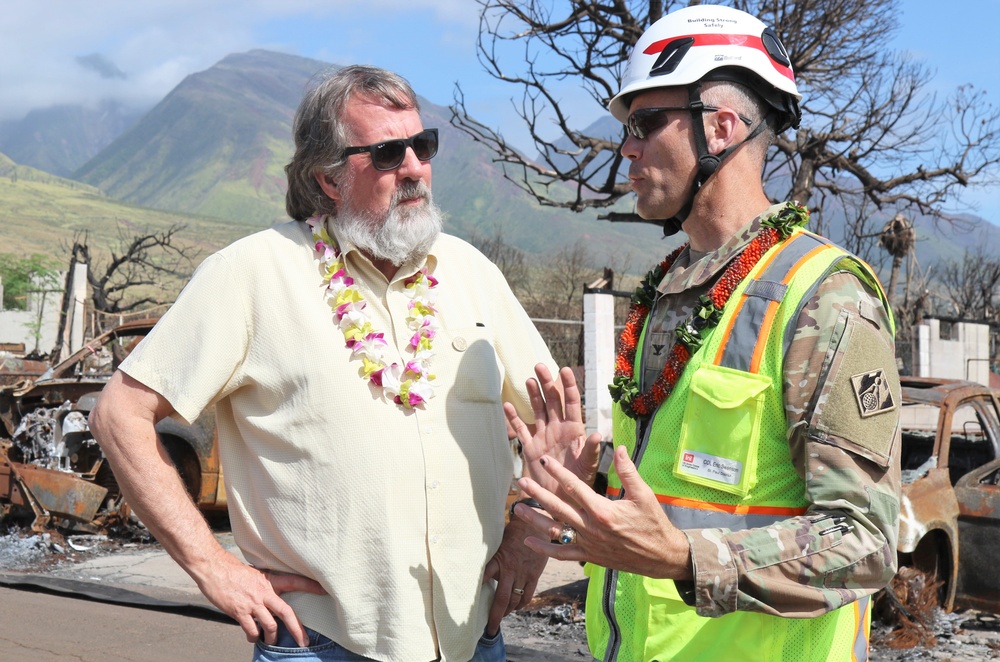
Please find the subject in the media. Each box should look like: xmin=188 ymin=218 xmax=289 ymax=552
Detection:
xmin=509 ymin=497 xmax=542 ymax=520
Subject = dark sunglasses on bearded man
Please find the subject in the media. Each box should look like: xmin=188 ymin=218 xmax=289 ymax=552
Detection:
xmin=341 ymin=128 xmax=439 ymax=171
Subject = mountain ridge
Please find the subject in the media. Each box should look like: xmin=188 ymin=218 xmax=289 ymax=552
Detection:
xmin=2 ymin=49 xmax=996 ymax=284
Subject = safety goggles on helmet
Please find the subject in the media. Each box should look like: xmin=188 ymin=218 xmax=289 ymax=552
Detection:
xmin=626 ymin=106 xmax=752 ymax=140
xmin=342 ymin=128 xmax=439 ymax=171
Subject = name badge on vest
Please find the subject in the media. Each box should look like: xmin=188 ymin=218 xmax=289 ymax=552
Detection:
xmin=677 ymin=450 xmax=743 ymax=486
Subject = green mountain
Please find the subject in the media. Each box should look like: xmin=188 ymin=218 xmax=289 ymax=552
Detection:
xmin=0 ymin=100 xmax=145 ymax=177
xmin=73 ymin=50 xmax=320 ymax=226
xmin=0 ymin=152 xmax=253 ymax=261
xmin=71 ymin=49 xmax=670 ymax=268
xmin=22 ymin=47 xmax=999 ymax=279
xmin=421 ymin=101 xmax=674 ymax=266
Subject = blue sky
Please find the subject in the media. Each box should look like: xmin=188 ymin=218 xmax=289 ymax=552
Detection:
xmin=1 ymin=0 xmax=997 ymax=221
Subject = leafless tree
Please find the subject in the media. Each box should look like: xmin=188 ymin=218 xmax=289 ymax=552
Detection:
xmin=521 ymin=240 xmax=602 ymax=366
xmin=67 ymin=223 xmax=197 ymax=322
xmin=470 ymin=225 xmax=531 ymax=294
xmin=451 ymin=0 xmax=1000 ymax=242
xmin=939 ymin=249 xmax=1000 ymax=323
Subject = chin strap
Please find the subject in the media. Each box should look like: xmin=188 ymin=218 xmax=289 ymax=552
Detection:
xmin=659 ymin=83 xmax=769 ymax=237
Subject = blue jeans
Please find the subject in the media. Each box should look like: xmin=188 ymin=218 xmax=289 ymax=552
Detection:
xmin=253 ymin=621 xmax=505 ymax=662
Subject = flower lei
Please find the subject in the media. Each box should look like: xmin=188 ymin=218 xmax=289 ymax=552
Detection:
xmin=307 ymin=216 xmax=439 ymax=409
xmin=609 ymin=202 xmax=810 ymax=419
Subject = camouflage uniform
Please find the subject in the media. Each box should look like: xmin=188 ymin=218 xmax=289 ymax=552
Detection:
xmin=638 ymin=204 xmax=901 ymax=617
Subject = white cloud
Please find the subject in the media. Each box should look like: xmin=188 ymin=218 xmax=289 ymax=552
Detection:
xmin=0 ymin=0 xmax=478 ymax=121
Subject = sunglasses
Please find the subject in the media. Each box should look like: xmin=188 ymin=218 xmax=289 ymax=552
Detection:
xmin=626 ymin=106 xmax=752 ymax=140
xmin=341 ymin=128 xmax=439 ymax=171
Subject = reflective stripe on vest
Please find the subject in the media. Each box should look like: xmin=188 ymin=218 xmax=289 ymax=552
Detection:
xmin=853 ymin=596 xmax=871 ymax=662
xmin=714 ymin=231 xmax=836 ymax=373
xmin=616 ymin=231 xmax=844 ymax=525
xmin=607 ymin=485 xmax=807 ymax=529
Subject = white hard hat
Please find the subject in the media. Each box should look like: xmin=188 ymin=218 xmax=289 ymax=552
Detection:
xmin=609 ymin=5 xmax=801 ymax=132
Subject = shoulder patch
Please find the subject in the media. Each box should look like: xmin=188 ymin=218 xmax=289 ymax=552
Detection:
xmin=850 ymin=369 xmax=897 ymax=418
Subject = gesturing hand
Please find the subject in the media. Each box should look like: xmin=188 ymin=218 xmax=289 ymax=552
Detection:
xmin=511 ymin=445 xmax=692 ymax=581
xmin=504 ymin=364 xmax=603 ymax=497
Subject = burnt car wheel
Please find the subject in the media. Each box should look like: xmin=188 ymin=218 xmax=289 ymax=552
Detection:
xmin=911 ymin=534 xmax=952 ymax=608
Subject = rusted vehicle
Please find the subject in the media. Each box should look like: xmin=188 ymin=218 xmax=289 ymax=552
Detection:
xmin=0 ymin=350 xmax=48 ymax=388
xmin=0 ymin=319 xmax=226 ymax=532
xmin=897 ymin=376 xmax=1000 ymax=613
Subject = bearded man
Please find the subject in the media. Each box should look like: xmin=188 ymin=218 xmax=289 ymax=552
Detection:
xmin=89 ymin=65 xmax=563 ymax=662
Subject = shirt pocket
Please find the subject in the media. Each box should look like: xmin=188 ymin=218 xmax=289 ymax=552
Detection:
xmin=674 ymin=363 xmax=772 ymax=497
xmin=439 ymin=325 xmax=503 ymax=404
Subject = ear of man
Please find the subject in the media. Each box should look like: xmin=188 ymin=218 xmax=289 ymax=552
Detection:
xmin=705 ymin=107 xmax=745 ymax=156
xmin=315 ymin=171 xmax=341 ymax=203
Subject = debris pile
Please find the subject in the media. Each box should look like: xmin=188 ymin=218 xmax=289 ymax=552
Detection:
xmin=0 ymin=530 xmax=51 ymax=570
xmin=11 ymin=402 xmax=99 ymax=472
xmin=874 ymin=566 xmax=945 ymax=648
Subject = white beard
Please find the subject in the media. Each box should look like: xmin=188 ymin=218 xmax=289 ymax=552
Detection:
xmin=335 ymin=179 xmax=443 ymax=266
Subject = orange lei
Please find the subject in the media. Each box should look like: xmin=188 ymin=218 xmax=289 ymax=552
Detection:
xmin=610 ymin=203 xmax=809 ymax=419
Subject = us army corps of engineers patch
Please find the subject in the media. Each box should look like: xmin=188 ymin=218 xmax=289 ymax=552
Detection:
xmin=850 ymin=369 xmax=897 ymax=418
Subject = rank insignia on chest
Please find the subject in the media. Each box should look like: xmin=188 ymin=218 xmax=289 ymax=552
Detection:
xmin=850 ymin=369 xmax=897 ymax=418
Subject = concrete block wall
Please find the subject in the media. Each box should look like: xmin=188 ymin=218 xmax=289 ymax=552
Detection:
xmin=0 ymin=263 xmax=87 ymax=358
xmin=915 ymin=318 xmax=991 ymax=386
xmin=584 ymin=291 xmax=615 ymax=440
xmin=0 ymin=289 xmax=62 ymax=354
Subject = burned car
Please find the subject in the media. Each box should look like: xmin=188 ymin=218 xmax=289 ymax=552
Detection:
xmin=896 ymin=376 xmax=1000 ymax=614
xmin=0 ymin=319 xmax=226 ymax=533
xmin=0 ymin=351 xmax=48 ymax=388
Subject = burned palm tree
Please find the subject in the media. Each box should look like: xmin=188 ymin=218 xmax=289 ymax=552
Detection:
xmin=879 ymin=213 xmax=916 ymax=308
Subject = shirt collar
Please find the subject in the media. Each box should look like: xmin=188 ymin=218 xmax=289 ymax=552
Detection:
xmin=656 ymin=203 xmax=786 ymax=295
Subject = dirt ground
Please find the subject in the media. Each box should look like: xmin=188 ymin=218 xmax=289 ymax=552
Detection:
xmin=505 ymin=578 xmax=589 ymax=659
xmin=869 ymin=610 xmax=1000 ymax=661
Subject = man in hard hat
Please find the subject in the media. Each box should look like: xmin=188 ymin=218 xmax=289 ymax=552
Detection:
xmin=508 ymin=5 xmax=901 ymax=661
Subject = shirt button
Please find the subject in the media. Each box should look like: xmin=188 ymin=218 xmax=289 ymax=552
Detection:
xmin=430 ymin=480 xmax=440 ymax=489
xmin=452 ymin=337 xmax=468 ymax=351
xmin=431 ymin=536 xmax=440 ymax=545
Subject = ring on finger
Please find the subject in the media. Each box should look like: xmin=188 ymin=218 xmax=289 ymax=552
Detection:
xmin=558 ymin=525 xmax=578 ymax=545
xmin=512 ymin=587 xmax=525 ymax=595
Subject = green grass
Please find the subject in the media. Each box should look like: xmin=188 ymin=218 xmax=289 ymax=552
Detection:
xmin=0 ymin=159 xmax=258 ymax=276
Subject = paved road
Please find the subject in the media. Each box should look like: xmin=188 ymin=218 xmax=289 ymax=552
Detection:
xmin=0 ymin=585 xmax=248 ymax=661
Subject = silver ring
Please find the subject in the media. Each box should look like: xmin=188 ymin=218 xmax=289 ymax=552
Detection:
xmin=512 ymin=587 xmax=525 ymax=595
xmin=558 ymin=525 xmax=578 ymax=545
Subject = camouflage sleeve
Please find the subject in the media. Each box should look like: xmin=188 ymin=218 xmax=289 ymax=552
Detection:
xmin=684 ymin=269 xmax=901 ymax=617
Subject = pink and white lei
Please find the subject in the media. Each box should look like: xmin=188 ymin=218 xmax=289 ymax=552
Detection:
xmin=307 ymin=216 xmax=439 ymax=409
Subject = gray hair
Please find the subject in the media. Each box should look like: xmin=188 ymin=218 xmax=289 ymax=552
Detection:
xmin=701 ymin=80 xmax=775 ymax=162
xmin=285 ymin=65 xmax=420 ymax=221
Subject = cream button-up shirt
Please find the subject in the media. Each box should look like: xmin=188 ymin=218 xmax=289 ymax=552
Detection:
xmin=121 ymin=220 xmax=555 ymax=661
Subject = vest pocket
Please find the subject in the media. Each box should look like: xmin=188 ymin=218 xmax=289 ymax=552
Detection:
xmin=675 ymin=363 xmax=772 ymax=497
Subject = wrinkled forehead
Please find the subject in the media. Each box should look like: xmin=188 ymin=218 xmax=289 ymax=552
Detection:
xmin=342 ymin=94 xmax=423 ymax=144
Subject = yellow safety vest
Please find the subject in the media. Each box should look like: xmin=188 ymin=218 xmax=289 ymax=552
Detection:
xmin=590 ymin=229 xmax=892 ymax=661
